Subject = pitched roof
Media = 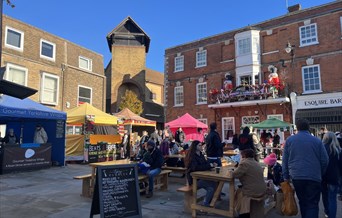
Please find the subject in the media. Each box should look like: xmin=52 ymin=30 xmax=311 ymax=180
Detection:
xmin=106 ymin=16 xmax=150 ymax=53
xmin=146 ymin=68 xmax=164 ymax=85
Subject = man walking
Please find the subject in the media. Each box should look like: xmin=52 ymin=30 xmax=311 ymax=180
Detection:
xmin=282 ymin=119 xmax=329 ymax=218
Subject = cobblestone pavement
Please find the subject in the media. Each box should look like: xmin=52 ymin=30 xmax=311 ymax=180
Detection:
xmin=0 ymin=164 xmax=341 ymax=218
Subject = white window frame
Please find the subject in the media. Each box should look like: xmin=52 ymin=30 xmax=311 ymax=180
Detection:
xmin=196 ymin=50 xmax=207 ymax=68
xmin=40 ymin=72 xmax=59 ymax=105
xmin=174 ymin=86 xmax=184 ymax=107
xmin=78 ymin=85 xmax=92 ymax=105
xmin=5 ymin=26 xmax=24 ymax=52
xmin=302 ymin=64 xmax=322 ymax=94
xmin=241 ymin=116 xmax=260 ymax=126
xmin=79 ymin=56 xmax=93 ymax=71
xmin=340 ymin=17 xmax=342 ymax=38
xmin=267 ymin=114 xmax=285 ymax=144
xmin=40 ymin=39 xmax=56 ymax=61
xmin=5 ymin=63 xmax=28 ymax=86
xmin=222 ymin=117 xmax=235 ymax=142
xmin=196 ymin=82 xmax=207 ymax=104
xmin=238 ymin=38 xmax=251 ymax=55
xmin=174 ymin=55 xmax=184 ymax=72
xmin=299 ymin=23 xmax=319 ymax=47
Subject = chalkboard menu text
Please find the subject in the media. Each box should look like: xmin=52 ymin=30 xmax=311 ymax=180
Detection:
xmin=90 ymin=164 xmax=142 ymax=218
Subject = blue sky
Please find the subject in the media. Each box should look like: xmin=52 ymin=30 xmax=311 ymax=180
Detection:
xmin=3 ymin=0 xmax=333 ymax=73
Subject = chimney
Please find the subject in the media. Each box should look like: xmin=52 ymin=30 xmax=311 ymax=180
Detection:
xmin=288 ymin=4 xmax=301 ymax=13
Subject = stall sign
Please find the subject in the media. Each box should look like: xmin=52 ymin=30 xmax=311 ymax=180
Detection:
xmin=2 ymin=144 xmax=52 ymax=174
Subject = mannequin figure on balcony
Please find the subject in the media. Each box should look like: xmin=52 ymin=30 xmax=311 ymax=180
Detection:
xmin=223 ymin=73 xmax=233 ymax=91
xmin=268 ymin=65 xmax=280 ymax=98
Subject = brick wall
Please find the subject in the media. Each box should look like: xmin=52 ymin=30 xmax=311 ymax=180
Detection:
xmin=164 ymin=1 xmax=342 ymax=134
xmin=2 ymin=15 xmax=105 ymax=111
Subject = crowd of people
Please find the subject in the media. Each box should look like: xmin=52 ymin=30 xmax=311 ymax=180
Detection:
xmin=115 ymin=120 xmax=342 ymax=218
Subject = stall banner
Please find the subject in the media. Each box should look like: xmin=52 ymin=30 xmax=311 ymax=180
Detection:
xmin=2 ymin=144 xmax=52 ymax=173
xmin=88 ymin=143 xmax=116 ymax=163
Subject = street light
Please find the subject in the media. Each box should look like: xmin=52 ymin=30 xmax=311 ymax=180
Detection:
xmin=285 ymin=42 xmax=295 ymax=58
xmin=285 ymin=41 xmax=296 ymax=92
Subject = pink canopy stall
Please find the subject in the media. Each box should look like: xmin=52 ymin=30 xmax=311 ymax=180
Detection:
xmin=165 ymin=113 xmax=208 ymax=142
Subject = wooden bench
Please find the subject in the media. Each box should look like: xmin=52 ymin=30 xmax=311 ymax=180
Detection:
xmin=177 ymin=185 xmax=193 ymax=213
xmin=177 ymin=185 xmax=205 ymax=213
xmin=162 ymin=166 xmax=186 ymax=174
xmin=138 ymin=169 xmax=172 ymax=193
xmin=73 ymin=174 xmax=92 ymax=198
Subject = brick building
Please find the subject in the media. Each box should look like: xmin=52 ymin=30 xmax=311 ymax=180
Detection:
xmin=164 ymin=1 xmax=342 ymax=142
xmin=105 ymin=16 xmax=164 ymax=128
xmin=1 ymin=15 xmax=106 ymax=112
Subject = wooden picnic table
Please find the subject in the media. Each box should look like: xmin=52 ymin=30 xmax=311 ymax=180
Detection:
xmin=223 ymin=150 xmax=239 ymax=156
xmin=191 ymin=166 xmax=236 ymax=217
xmin=164 ymin=154 xmax=185 ymax=159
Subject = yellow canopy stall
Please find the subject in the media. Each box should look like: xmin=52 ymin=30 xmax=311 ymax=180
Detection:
xmin=67 ymin=103 xmax=118 ymax=125
xmin=66 ymin=103 xmax=120 ymax=162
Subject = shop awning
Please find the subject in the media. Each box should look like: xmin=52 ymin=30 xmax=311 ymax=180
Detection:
xmin=296 ymin=107 xmax=342 ymax=124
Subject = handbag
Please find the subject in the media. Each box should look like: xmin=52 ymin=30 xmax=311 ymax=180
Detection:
xmin=280 ymin=181 xmax=298 ymax=216
xmin=275 ymin=191 xmax=284 ymax=214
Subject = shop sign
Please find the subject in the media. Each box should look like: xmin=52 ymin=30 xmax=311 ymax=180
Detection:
xmin=298 ymin=95 xmax=342 ymax=109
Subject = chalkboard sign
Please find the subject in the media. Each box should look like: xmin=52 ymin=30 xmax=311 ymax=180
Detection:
xmin=90 ymin=164 xmax=142 ymax=218
xmin=56 ymin=120 xmax=65 ymax=139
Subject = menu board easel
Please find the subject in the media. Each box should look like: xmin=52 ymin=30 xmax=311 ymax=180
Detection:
xmin=90 ymin=164 xmax=142 ymax=218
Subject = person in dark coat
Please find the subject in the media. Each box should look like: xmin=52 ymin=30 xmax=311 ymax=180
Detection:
xmin=205 ymin=122 xmax=223 ymax=166
xmin=321 ymin=131 xmax=342 ymax=218
xmin=264 ymin=153 xmax=284 ymax=186
xmin=144 ymin=140 xmax=164 ymax=198
xmin=175 ymin=127 xmax=185 ymax=145
xmin=184 ymin=140 xmax=217 ymax=207
xmin=238 ymin=127 xmax=254 ymax=151
xmin=2 ymin=128 xmax=19 ymax=144
xmin=232 ymin=134 xmax=239 ymax=149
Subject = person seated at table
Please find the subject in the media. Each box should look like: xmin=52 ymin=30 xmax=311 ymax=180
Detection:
xmin=165 ymin=139 xmax=182 ymax=167
xmin=184 ymin=140 xmax=217 ymax=207
xmin=232 ymin=149 xmax=267 ymax=218
xmin=138 ymin=149 xmax=152 ymax=174
xmin=263 ymin=153 xmax=284 ymax=187
xmin=2 ymin=128 xmax=19 ymax=144
xmin=144 ymin=140 xmax=164 ymax=198
xmin=159 ymin=137 xmax=170 ymax=157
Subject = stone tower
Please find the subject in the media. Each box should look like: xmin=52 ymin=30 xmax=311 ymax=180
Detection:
xmin=105 ymin=16 xmax=151 ymax=113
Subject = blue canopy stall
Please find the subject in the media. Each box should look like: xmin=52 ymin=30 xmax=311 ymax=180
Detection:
xmin=0 ymin=95 xmax=66 ymax=172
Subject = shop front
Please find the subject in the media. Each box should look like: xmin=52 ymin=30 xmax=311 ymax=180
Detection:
xmin=290 ymin=92 xmax=342 ymax=135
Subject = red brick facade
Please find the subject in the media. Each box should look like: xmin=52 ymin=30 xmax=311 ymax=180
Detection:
xmin=165 ymin=2 xmax=342 ymax=139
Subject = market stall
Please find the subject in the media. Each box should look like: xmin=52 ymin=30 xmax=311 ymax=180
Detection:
xmin=114 ymin=108 xmax=156 ymax=135
xmin=0 ymin=95 xmax=66 ymax=174
xmin=165 ymin=113 xmax=208 ymax=142
xmin=66 ymin=103 xmax=120 ymax=162
xmin=249 ymin=118 xmax=293 ymax=130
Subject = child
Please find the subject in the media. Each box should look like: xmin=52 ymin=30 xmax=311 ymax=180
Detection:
xmin=264 ymin=153 xmax=284 ymax=187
